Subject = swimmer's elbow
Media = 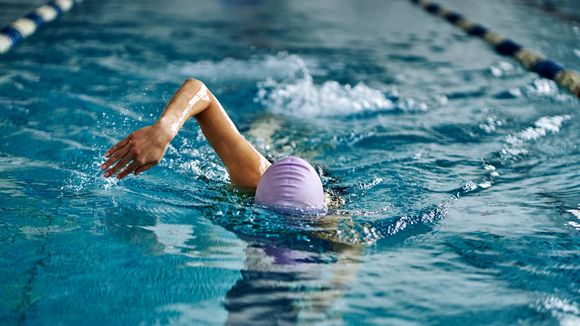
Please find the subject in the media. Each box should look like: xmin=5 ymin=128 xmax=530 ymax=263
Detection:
xmin=229 ymin=153 xmax=270 ymax=189
xmin=230 ymin=169 xmax=262 ymax=189
xmin=182 ymin=77 xmax=205 ymax=92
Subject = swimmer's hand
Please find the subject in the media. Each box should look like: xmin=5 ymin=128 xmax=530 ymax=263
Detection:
xmin=101 ymin=122 xmax=172 ymax=179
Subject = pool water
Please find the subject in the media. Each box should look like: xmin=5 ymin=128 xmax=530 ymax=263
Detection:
xmin=1 ymin=0 xmax=579 ymax=324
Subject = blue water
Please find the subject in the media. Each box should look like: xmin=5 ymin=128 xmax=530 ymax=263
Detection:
xmin=1 ymin=0 xmax=579 ymax=324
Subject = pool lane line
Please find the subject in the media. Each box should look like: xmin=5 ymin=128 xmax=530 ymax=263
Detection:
xmin=410 ymin=0 xmax=580 ymax=98
xmin=0 ymin=0 xmax=76 ymax=54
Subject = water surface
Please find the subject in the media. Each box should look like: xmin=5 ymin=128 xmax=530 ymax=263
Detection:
xmin=0 ymin=0 xmax=579 ymax=324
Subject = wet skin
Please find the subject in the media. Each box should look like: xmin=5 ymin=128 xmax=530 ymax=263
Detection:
xmin=101 ymin=78 xmax=271 ymax=187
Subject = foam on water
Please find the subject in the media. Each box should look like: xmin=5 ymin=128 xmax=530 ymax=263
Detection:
xmin=96 ymin=52 xmax=431 ymax=118
xmin=176 ymin=53 xmax=399 ymax=117
xmin=256 ymin=75 xmax=395 ymax=117
xmin=538 ymin=296 xmax=580 ymax=326
xmin=501 ymin=115 xmax=571 ymax=159
xmin=252 ymin=54 xmax=397 ymax=116
xmin=567 ymin=204 xmax=580 ymax=231
xmin=455 ymin=115 xmax=572 ymax=196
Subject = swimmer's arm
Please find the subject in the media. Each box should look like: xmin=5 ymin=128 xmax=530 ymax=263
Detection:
xmin=102 ymin=78 xmax=271 ymax=187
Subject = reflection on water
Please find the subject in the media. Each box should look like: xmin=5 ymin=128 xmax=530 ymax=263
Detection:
xmin=224 ymin=242 xmax=361 ymax=325
xmin=101 ymin=191 xmax=366 ymax=324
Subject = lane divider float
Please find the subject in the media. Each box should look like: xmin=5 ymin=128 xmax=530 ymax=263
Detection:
xmin=410 ymin=0 xmax=580 ymax=98
xmin=0 ymin=0 xmax=75 ymax=54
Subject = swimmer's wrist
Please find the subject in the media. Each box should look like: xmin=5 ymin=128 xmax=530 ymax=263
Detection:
xmin=154 ymin=118 xmax=177 ymax=144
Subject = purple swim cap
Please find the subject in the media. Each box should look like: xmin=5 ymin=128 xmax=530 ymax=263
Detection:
xmin=255 ymin=156 xmax=326 ymax=215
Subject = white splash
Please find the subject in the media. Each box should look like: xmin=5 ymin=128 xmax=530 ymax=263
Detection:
xmin=462 ymin=181 xmax=478 ymax=192
xmin=177 ymin=53 xmax=398 ymax=117
xmin=501 ymin=115 xmax=571 ymax=158
xmin=479 ymin=116 xmax=504 ymax=133
xmin=256 ymin=76 xmax=394 ymax=116
xmin=539 ymin=296 xmax=580 ymax=326
xmin=567 ymin=204 xmax=580 ymax=231
xmin=567 ymin=208 xmax=580 ymax=219
xmin=489 ymin=61 xmax=517 ymax=77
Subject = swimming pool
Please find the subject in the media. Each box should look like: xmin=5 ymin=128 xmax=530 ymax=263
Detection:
xmin=1 ymin=0 xmax=579 ymax=324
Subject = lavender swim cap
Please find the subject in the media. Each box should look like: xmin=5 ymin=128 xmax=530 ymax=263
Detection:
xmin=255 ymin=156 xmax=326 ymax=215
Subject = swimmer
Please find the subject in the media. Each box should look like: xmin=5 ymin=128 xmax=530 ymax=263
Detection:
xmin=101 ymin=78 xmax=372 ymax=323
xmin=101 ymin=78 xmax=327 ymax=215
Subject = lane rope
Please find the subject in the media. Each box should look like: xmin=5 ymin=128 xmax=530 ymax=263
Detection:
xmin=0 ymin=0 xmax=76 ymax=54
xmin=410 ymin=0 xmax=580 ymax=98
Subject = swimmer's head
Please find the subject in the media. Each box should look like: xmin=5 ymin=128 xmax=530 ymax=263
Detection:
xmin=255 ymin=156 xmax=326 ymax=216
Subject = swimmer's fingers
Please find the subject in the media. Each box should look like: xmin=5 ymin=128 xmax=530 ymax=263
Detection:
xmin=117 ymin=161 xmax=140 ymax=180
xmin=100 ymin=145 xmax=130 ymax=171
xmin=104 ymin=153 xmax=131 ymax=178
xmin=134 ymin=163 xmax=156 ymax=175
xmin=105 ymin=137 xmax=130 ymax=157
